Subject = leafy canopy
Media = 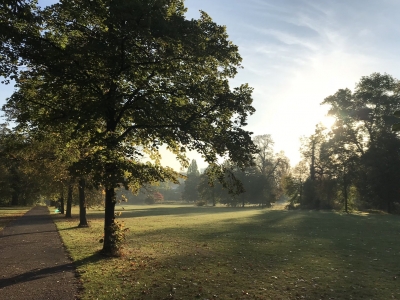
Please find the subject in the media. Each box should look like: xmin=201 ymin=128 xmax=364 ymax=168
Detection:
xmin=4 ymin=0 xmax=257 ymax=190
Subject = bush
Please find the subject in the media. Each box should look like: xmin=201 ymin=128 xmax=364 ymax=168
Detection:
xmin=195 ymin=200 xmax=207 ymax=206
xmin=144 ymin=192 xmax=164 ymax=205
xmin=144 ymin=196 xmax=156 ymax=205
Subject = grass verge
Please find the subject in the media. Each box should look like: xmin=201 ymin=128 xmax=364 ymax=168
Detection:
xmin=0 ymin=207 xmax=31 ymax=230
xmin=53 ymin=205 xmax=400 ymax=300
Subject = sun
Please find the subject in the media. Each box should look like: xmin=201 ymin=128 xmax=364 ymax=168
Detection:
xmin=320 ymin=115 xmax=335 ymax=130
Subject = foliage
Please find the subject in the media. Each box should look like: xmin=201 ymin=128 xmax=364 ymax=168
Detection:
xmin=295 ymin=73 xmax=400 ymax=212
xmin=144 ymin=192 xmax=164 ymax=205
xmin=195 ymin=199 xmax=207 ymax=206
xmin=182 ymin=159 xmax=200 ymax=202
xmin=198 ymin=135 xmax=289 ymax=208
xmin=3 ymin=0 xmax=257 ymax=255
xmin=153 ymin=192 xmax=164 ymax=203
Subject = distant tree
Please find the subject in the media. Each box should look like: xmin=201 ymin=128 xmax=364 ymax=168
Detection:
xmin=282 ymin=161 xmax=308 ymax=208
xmin=183 ymin=160 xmax=201 ymax=202
xmin=252 ymin=135 xmax=290 ymax=207
xmin=299 ymin=124 xmax=330 ymax=208
xmin=153 ymin=192 xmax=164 ymax=203
xmin=253 ymin=134 xmax=274 ymax=176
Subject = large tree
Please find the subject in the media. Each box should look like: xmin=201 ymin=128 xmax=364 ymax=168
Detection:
xmin=320 ymin=73 xmax=400 ymax=212
xmin=4 ymin=0 xmax=257 ymax=255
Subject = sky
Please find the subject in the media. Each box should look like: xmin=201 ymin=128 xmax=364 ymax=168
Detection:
xmin=2 ymin=0 xmax=400 ymax=171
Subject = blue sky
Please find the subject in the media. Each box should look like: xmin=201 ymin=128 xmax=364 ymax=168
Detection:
xmin=2 ymin=0 xmax=400 ymax=170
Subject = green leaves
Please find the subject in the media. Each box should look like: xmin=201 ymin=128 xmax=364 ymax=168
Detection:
xmin=4 ymin=0 xmax=257 ymax=254
xmin=392 ymin=123 xmax=400 ymax=132
xmin=392 ymin=110 xmax=400 ymax=132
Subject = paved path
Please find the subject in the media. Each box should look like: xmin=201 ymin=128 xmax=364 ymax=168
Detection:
xmin=0 ymin=206 xmax=79 ymax=300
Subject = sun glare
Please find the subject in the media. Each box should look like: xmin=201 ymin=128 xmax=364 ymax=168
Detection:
xmin=321 ymin=115 xmax=335 ymax=130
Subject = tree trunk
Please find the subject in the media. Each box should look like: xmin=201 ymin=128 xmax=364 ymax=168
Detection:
xmin=78 ymin=177 xmax=88 ymax=227
xmin=10 ymin=165 xmax=20 ymax=206
xmin=11 ymin=193 xmax=18 ymax=206
xmin=101 ymin=186 xmax=119 ymax=256
xmin=65 ymin=180 xmax=73 ymax=218
xmin=342 ymin=170 xmax=348 ymax=213
xmin=212 ymin=187 xmax=216 ymax=207
xmin=299 ymin=180 xmax=303 ymax=206
xmin=59 ymin=189 xmax=65 ymax=214
xmin=310 ymin=140 xmax=316 ymax=181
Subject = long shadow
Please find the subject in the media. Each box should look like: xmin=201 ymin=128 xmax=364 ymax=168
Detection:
xmin=4 ymin=212 xmax=59 ymax=227
xmin=0 ymin=230 xmax=61 ymax=239
xmin=88 ymin=205 xmax=263 ymax=219
xmin=0 ymin=263 xmax=75 ymax=289
xmin=120 ymin=209 xmax=400 ymax=299
xmin=0 ymin=253 xmax=104 ymax=289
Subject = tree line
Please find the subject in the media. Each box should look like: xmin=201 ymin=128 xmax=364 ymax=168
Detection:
xmin=177 ymin=73 xmax=400 ymax=214
xmin=181 ymin=134 xmax=290 ymax=207
xmin=284 ymin=73 xmax=400 ymax=214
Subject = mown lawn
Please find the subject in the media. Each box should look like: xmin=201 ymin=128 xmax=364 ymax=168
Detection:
xmin=0 ymin=207 xmax=31 ymax=230
xmin=53 ymin=205 xmax=400 ymax=300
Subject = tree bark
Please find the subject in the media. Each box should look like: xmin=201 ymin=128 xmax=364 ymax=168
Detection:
xmin=10 ymin=165 xmax=19 ymax=206
xmin=65 ymin=180 xmax=73 ymax=218
xmin=59 ymin=189 xmax=65 ymax=214
xmin=343 ymin=171 xmax=349 ymax=213
xmin=78 ymin=177 xmax=88 ymax=227
xmin=101 ymin=186 xmax=119 ymax=256
xmin=11 ymin=193 xmax=18 ymax=206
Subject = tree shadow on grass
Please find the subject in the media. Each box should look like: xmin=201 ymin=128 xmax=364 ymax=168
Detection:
xmin=119 ymin=209 xmax=400 ymax=299
xmin=88 ymin=205 xmax=265 ymax=220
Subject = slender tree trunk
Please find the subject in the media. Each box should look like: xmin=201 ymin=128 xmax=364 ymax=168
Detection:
xmin=11 ymin=193 xmax=18 ymax=206
xmin=310 ymin=140 xmax=316 ymax=181
xmin=343 ymin=184 xmax=348 ymax=213
xmin=299 ymin=180 xmax=303 ymax=206
xmin=212 ymin=187 xmax=216 ymax=207
xmin=102 ymin=186 xmax=119 ymax=256
xmin=10 ymin=165 xmax=19 ymax=206
xmin=78 ymin=177 xmax=88 ymax=227
xmin=59 ymin=189 xmax=65 ymax=214
xmin=65 ymin=180 xmax=73 ymax=218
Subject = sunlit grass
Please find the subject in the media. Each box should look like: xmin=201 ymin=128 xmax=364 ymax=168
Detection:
xmin=0 ymin=207 xmax=31 ymax=230
xmin=53 ymin=205 xmax=400 ymax=300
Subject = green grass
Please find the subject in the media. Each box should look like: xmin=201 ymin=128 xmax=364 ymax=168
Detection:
xmin=53 ymin=205 xmax=400 ymax=300
xmin=0 ymin=207 xmax=31 ymax=230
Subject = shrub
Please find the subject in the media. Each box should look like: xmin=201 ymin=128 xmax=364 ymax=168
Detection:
xmin=144 ymin=192 xmax=164 ymax=205
xmin=153 ymin=192 xmax=164 ymax=203
xmin=195 ymin=200 xmax=207 ymax=206
xmin=144 ymin=196 xmax=156 ymax=205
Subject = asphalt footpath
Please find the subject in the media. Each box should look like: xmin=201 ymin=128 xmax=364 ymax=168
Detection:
xmin=0 ymin=206 xmax=80 ymax=300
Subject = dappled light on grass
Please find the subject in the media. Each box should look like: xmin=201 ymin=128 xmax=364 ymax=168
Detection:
xmin=53 ymin=205 xmax=400 ymax=299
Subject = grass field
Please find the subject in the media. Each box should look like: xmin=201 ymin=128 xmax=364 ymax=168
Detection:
xmin=53 ymin=204 xmax=400 ymax=300
xmin=0 ymin=207 xmax=31 ymax=230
